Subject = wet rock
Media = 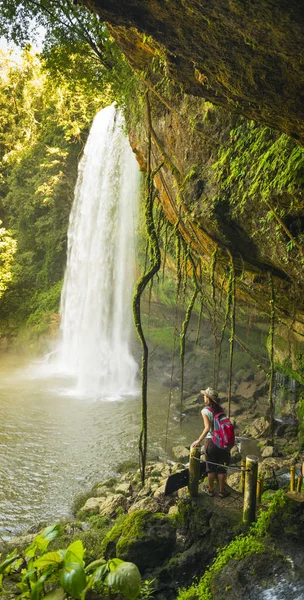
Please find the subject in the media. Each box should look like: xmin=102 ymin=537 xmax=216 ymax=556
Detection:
xmin=115 ymin=483 xmax=132 ymax=495
xmin=81 ymin=497 xmax=107 ymax=514
xmin=116 ymin=511 xmax=176 ymax=572
xmin=258 ymin=457 xmax=293 ymax=479
xmin=227 ymin=471 xmax=242 ymax=491
xmin=261 ymin=445 xmax=275 ymax=458
xmin=235 ymin=380 xmax=257 ymax=399
xmin=245 ymin=417 xmax=270 ymax=438
xmin=99 ymin=493 xmax=127 ymax=517
xmin=153 ymin=483 xmax=167 ymax=497
xmin=172 ymin=445 xmax=189 ymax=463
xmin=128 ymin=496 xmax=161 ymax=513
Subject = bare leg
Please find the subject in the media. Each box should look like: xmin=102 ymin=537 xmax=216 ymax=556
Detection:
xmin=208 ymin=472 xmax=217 ymax=491
xmin=218 ymin=473 xmax=226 ymax=493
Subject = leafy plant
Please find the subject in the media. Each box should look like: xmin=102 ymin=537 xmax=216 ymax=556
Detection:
xmin=0 ymin=524 xmax=141 ymax=600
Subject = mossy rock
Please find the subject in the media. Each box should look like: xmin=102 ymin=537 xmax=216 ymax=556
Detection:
xmin=211 ymin=551 xmax=293 ymax=600
xmin=158 ymin=540 xmax=213 ymax=589
xmin=177 ymin=495 xmax=213 ymax=541
xmin=115 ymin=510 xmax=177 ymax=572
xmin=101 ymin=522 xmax=124 ymax=559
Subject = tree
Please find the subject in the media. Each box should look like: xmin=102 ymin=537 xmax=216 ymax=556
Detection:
xmin=0 ymin=220 xmax=17 ymax=298
xmin=0 ymin=46 xmax=108 ymax=327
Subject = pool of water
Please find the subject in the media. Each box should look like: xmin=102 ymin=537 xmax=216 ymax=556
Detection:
xmin=0 ymin=351 xmax=199 ymax=538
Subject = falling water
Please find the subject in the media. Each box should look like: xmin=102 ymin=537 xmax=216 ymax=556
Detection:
xmin=58 ymin=104 xmax=139 ymax=397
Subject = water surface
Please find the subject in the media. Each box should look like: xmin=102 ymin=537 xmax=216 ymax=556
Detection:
xmin=0 ymin=352 xmax=199 ymax=538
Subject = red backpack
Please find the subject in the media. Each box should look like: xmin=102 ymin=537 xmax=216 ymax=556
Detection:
xmin=206 ymin=407 xmax=235 ymax=450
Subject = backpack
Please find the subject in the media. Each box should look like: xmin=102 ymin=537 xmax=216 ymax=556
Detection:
xmin=206 ymin=407 xmax=235 ymax=450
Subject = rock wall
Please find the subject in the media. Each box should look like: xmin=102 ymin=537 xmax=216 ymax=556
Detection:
xmin=88 ymin=0 xmax=304 ymax=144
xmin=84 ymin=0 xmax=304 ymax=367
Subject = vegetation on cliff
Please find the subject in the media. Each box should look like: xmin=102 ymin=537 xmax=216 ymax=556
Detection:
xmin=0 ymin=47 xmax=109 ymax=337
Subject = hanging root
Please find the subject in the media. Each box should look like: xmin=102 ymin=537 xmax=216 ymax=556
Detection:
xmin=132 ymin=91 xmax=164 ymax=486
xmin=209 ymin=247 xmax=219 ymax=387
xmin=268 ymin=271 xmax=275 ymax=442
xmin=179 ymin=252 xmax=200 ymax=413
xmin=226 ymin=250 xmax=236 ymax=418
xmin=180 ymin=287 xmax=198 ymax=415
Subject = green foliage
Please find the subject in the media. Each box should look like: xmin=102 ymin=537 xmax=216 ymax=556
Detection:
xmin=212 ymin=120 xmax=304 ymax=245
xmin=0 ymin=219 xmax=17 ymax=297
xmin=0 ymin=524 xmax=141 ymax=600
xmin=0 ymin=47 xmax=107 ymax=330
xmin=177 ymin=491 xmax=287 ymax=600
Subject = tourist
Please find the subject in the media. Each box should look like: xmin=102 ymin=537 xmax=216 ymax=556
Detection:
xmin=192 ymin=386 xmax=230 ymax=498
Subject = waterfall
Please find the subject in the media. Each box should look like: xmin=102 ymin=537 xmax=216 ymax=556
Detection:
xmin=58 ymin=104 xmax=139 ymax=398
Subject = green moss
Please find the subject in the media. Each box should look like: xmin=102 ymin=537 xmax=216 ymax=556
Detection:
xmin=177 ymin=496 xmax=212 ymax=541
xmin=212 ymin=121 xmax=304 ymax=233
xmin=177 ymin=491 xmax=287 ymax=600
xmin=101 ymin=521 xmax=124 ymax=558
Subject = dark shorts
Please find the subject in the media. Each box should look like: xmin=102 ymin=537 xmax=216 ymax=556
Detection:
xmin=204 ymin=438 xmax=230 ymax=474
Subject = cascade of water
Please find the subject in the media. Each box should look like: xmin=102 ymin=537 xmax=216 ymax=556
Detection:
xmin=273 ymin=372 xmax=298 ymax=423
xmin=58 ymin=104 xmax=139 ymax=398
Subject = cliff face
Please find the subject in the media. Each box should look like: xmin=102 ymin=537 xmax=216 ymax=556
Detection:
xmin=88 ymin=0 xmax=304 ymax=144
xmin=84 ymin=0 xmax=304 ymax=368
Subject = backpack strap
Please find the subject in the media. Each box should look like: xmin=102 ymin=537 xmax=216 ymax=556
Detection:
xmin=205 ymin=406 xmax=225 ymax=419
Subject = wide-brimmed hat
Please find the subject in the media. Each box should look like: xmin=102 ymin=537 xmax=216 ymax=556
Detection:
xmin=200 ymin=387 xmax=221 ymax=403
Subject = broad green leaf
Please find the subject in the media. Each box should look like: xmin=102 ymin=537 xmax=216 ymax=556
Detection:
xmin=106 ymin=562 xmax=141 ymax=600
xmin=30 ymin=566 xmax=54 ymax=600
xmin=85 ymin=558 xmax=106 ymax=573
xmin=34 ymin=551 xmax=63 ymax=570
xmin=108 ymin=558 xmax=124 ymax=572
xmin=64 ymin=540 xmax=84 ymax=566
xmin=24 ymin=542 xmax=38 ymax=558
xmin=87 ymin=563 xmax=109 ymax=588
xmin=40 ymin=525 xmax=62 ymax=543
xmin=44 ymin=589 xmax=65 ymax=600
xmin=0 ymin=553 xmax=19 ymax=573
xmin=22 ymin=568 xmax=37 ymax=581
xmin=59 ymin=562 xmax=87 ymax=599
xmin=26 ymin=535 xmax=49 ymax=556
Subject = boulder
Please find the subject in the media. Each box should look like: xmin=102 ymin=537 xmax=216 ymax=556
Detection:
xmin=245 ymin=417 xmax=270 ymax=438
xmin=116 ymin=510 xmax=176 ymax=572
xmin=128 ymin=497 xmax=161 ymax=514
xmin=115 ymin=483 xmax=132 ymax=495
xmin=235 ymin=380 xmax=257 ymax=399
xmin=99 ymin=494 xmax=127 ymax=518
xmin=227 ymin=471 xmax=242 ymax=492
xmin=261 ymin=446 xmax=275 ymax=458
xmin=153 ymin=483 xmax=166 ymax=497
xmin=172 ymin=445 xmax=189 ymax=463
xmin=81 ymin=497 xmax=106 ymax=514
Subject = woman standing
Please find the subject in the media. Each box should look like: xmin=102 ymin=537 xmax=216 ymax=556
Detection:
xmin=192 ymin=386 xmax=230 ymax=498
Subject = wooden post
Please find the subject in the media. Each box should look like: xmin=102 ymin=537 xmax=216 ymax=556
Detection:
xmin=297 ymin=475 xmax=303 ymax=493
xmin=256 ymin=478 xmax=263 ymax=503
xmin=188 ymin=446 xmax=201 ymax=497
xmin=241 ymin=459 xmax=246 ymax=494
xmin=243 ymin=455 xmax=258 ymax=525
xmin=290 ymin=465 xmax=295 ymax=492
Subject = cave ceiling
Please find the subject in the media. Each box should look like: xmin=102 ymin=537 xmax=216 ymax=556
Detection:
xmin=86 ymin=0 xmax=304 ymax=144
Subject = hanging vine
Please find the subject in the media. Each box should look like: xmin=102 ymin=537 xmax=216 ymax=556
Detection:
xmin=132 ymin=91 xmax=164 ymax=485
xmin=214 ymin=263 xmax=234 ymax=389
xmin=195 ymin=293 xmax=204 ymax=345
xmin=268 ymin=271 xmax=275 ymax=443
xmin=209 ymin=247 xmax=219 ymax=387
xmin=226 ymin=250 xmax=236 ymax=418
xmin=162 ymin=221 xmax=169 ymax=282
xmin=180 ymin=286 xmax=198 ymax=413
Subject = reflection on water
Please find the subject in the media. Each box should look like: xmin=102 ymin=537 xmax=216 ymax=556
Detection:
xmin=0 ymin=352 xmax=199 ymax=538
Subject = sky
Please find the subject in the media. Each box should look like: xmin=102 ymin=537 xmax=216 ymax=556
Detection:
xmin=0 ymin=24 xmax=45 ymax=52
